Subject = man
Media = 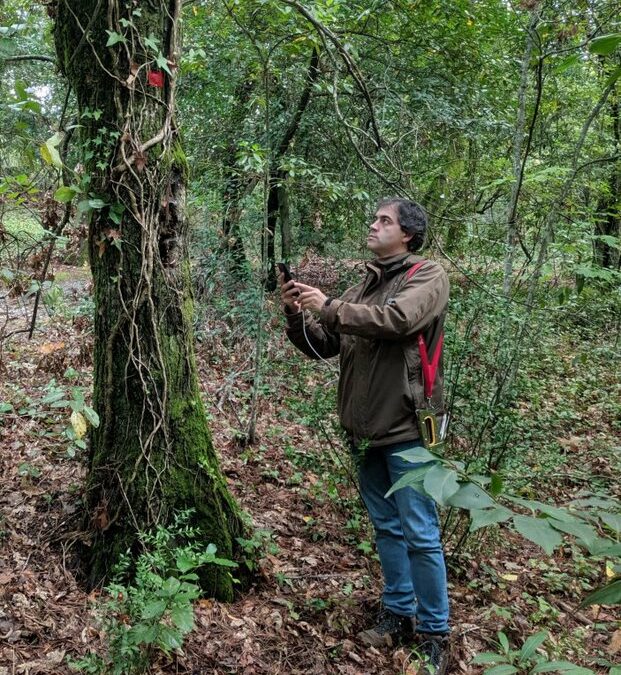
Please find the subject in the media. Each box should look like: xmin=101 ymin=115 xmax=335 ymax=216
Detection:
xmin=279 ymin=198 xmax=450 ymax=674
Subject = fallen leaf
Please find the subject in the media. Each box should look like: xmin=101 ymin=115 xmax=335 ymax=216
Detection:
xmin=608 ymin=628 xmax=621 ymax=655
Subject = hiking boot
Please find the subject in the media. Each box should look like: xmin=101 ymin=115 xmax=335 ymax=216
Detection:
xmin=358 ymin=607 xmax=414 ymax=647
xmin=413 ymin=633 xmax=450 ymax=675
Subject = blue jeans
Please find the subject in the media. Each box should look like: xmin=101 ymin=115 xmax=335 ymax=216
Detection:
xmin=356 ymin=441 xmax=450 ymax=634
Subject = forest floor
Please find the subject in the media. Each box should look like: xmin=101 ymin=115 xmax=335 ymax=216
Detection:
xmin=0 ymin=263 xmax=619 ymax=674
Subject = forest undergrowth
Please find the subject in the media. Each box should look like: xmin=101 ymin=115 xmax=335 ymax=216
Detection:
xmin=0 ymin=258 xmax=619 ymax=674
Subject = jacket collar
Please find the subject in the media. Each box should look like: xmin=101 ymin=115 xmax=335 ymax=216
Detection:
xmin=366 ymin=252 xmax=423 ymax=280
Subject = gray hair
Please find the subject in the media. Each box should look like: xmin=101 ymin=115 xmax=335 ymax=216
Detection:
xmin=378 ymin=198 xmax=427 ymax=252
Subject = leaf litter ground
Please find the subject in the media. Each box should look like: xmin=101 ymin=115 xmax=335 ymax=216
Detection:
xmin=0 ymin=265 xmax=619 ymax=674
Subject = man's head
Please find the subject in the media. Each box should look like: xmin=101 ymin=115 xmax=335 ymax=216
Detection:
xmin=367 ymin=198 xmax=428 ymax=257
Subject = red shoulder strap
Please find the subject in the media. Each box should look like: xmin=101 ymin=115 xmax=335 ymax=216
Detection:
xmin=406 ymin=261 xmax=443 ymax=400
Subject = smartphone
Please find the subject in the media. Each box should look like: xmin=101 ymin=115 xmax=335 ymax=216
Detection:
xmin=277 ymin=262 xmax=293 ymax=283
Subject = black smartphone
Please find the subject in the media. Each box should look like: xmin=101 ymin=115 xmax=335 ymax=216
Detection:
xmin=277 ymin=262 xmax=293 ymax=283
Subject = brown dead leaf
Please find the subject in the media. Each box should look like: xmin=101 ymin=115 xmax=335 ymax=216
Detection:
xmin=39 ymin=342 xmax=65 ymax=354
xmin=608 ymin=628 xmax=621 ymax=655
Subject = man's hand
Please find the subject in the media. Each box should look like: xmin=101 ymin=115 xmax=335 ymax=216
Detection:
xmin=295 ymin=282 xmax=328 ymax=313
xmin=278 ymin=273 xmax=301 ymax=313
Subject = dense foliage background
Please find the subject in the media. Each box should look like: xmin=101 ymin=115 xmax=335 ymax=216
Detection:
xmin=0 ymin=0 xmax=619 ymax=673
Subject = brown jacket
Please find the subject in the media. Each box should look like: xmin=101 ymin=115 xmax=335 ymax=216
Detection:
xmin=286 ymin=253 xmax=449 ymax=448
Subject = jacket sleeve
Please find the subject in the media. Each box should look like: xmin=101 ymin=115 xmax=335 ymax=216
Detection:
xmin=285 ymin=309 xmax=341 ymax=359
xmin=318 ymin=262 xmax=449 ymax=340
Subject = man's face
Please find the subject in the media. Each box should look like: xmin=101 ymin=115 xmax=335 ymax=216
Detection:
xmin=367 ymin=203 xmax=412 ymax=257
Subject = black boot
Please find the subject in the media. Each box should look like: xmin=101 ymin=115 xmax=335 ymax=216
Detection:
xmin=414 ymin=632 xmax=450 ymax=674
xmin=358 ymin=606 xmax=415 ymax=647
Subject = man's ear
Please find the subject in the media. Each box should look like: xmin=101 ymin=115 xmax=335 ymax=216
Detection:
xmin=402 ymin=230 xmax=414 ymax=247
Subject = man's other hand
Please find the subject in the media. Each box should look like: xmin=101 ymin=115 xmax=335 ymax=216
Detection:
xmin=295 ymin=282 xmax=328 ymax=313
xmin=279 ymin=273 xmax=301 ymax=313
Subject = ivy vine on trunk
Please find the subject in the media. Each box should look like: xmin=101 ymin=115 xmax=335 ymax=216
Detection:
xmin=54 ymin=0 xmax=249 ymax=597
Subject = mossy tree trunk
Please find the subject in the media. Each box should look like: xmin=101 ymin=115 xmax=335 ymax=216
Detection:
xmin=54 ymin=0 xmax=247 ymax=598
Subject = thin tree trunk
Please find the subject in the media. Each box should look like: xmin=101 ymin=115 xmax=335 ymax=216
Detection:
xmin=594 ymin=79 xmax=620 ymax=270
xmin=503 ymin=9 xmax=540 ymax=294
xmin=55 ymin=0 xmax=247 ymax=595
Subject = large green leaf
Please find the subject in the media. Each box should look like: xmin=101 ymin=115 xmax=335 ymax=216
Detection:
xmin=54 ymin=185 xmax=78 ymax=203
xmin=598 ymin=511 xmax=621 ymax=536
xmin=483 ymin=666 xmax=519 ymax=675
xmin=447 ymin=482 xmax=496 ymax=510
xmin=170 ymin=604 xmax=195 ymax=633
xmin=141 ymin=599 xmax=167 ymax=620
xmin=580 ymin=579 xmax=621 ymax=607
xmin=512 ymin=516 xmax=562 ymax=555
xmin=506 ymin=497 xmax=577 ymax=522
xmin=385 ymin=463 xmax=435 ymax=497
xmin=423 ymin=464 xmax=460 ymax=506
xmin=470 ymin=506 xmax=513 ymax=532
xmin=589 ymin=33 xmax=621 ymax=56
xmin=518 ymin=630 xmax=548 ymax=662
xmin=531 ymin=662 xmax=595 ymax=673
xmin=548 ymin=519 xmax=597 ymax=548
xmin=395 ymin=446 xmax=439 ymax=464
xmin=471 ymin=653 xmax=506 ymax=665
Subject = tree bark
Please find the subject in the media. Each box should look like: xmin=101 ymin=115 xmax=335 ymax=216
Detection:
xmin=54 ymin=0 xmax=247 ymax=597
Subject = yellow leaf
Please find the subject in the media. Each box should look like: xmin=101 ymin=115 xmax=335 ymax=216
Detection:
xmin=606 ymin=561 xmax=616 ymax=578
xmin=500 ymin=573 xmax=519 ymax=582
xmin=71 ymin=411 xmax=88 ymax=439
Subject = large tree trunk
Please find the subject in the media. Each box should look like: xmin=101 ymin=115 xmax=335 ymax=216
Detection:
xmin=55 ymin=0 xmax=247 ymax=597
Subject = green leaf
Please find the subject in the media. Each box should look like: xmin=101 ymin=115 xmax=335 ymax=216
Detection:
xmin=213 ymin=556 xmax=238 ymax=568
xmin=40 ymin=139 xmax=63 ymax=169
xmin=395 ymin=446 xmax=439 ymax=464
xmin=142 ymin=599 xmax=167 ymax=620
xmin=598 ymin=511 xmax=621 ymax=536
xmin=160 ymin=576 xmax=181 ymax=597
xmin=144 ymin=35 xmax=159 ymax=52
xmin=471 ymin=652 xmax=506 ymax=665
xmin=589 ymin=33 xmax=621 ymax=56
xmin=105 ymin=30 xmax=126 ymax=47
xmin=548 ymin=519 xmax=597 ymax=548
xmin=170 ymin=605 xmax=195 ymax=634
xmin=580 ymin=579 xmax=621 ymax=607
xmin=498 ymin=632 xmax=510 ymax=654
xmin=42 ymin=390 xmax=66 ymax=404
xmin=157 ymin=626 xmax=183 ymax=653
xmin=554 ymin=53 xmax=580 ymax=74
xmin=483 ymin=666 xmax=519 ymax=675
xmin=88 ymin=198 xmax=107 ymax=209
xmin=156 ymin=52 xmax=172 ymax=75
xmin=54 ymin=185 xmax=78 ymax=203
xmin=423 ymin=464 xmax=460 ymax=506
xmin=176 ymin=551 xmax=197 ymax=573
xmin=531 ymin=663 xmax=594 ymax=674
xmin=470 ymin=506 xmax=513 ymax=532
xmin=82 ymin=406 xmax=100 ymax=428
xmin=0 ymin=402 xmax=14 ymax=413
xmin=447 ymin=482 xmax=496 ymax=510
xmin=605 ymin=65 xmax=621 ymax=88
xmin=518 ymin=630 xmax=548 ymax=662
xmin=609 ymin=667 xmax=621 ymax=675
xmin=130 ymin=623 xmax=158 ymax=645
xmin=505 ymin=497 xmax=577 ymax=522
xmin=512 ymin=515 xmax=562 ymax=555
xmin=490 ymin=472 xmax=503 ymax=496
xmin=385 ymin=463 xmax=435 ymax=497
